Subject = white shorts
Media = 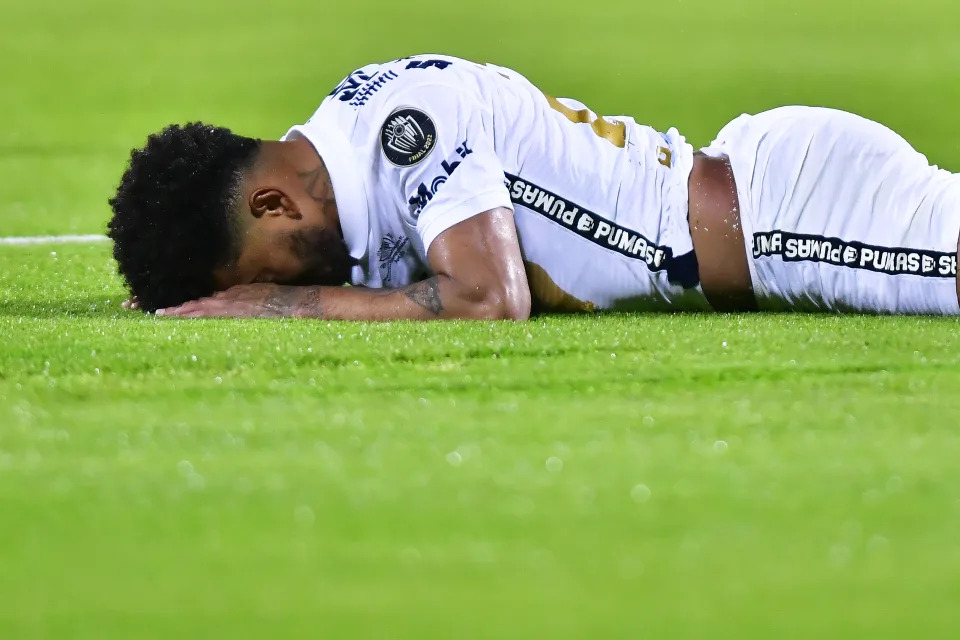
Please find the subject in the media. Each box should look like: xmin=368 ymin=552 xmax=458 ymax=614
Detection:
xmin=702 ymin=107 xmax=960 ymax=314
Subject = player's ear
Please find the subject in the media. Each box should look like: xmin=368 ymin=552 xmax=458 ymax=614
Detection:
xmin=249 ymin=188 xmax=302 ymax=221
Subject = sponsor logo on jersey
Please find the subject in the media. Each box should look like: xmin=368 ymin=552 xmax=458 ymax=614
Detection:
xmin=377 ymin=233 xmax=410 ymax=283
xmin=504 ymin=173 xmax=699 ymax=288
xmin=753 ymin=231 xmax=958 ymax=278
xmin=381 ymin=108 xmax=437 ymax=167
xmin=407 ymin=140 xmax=473 ymax=216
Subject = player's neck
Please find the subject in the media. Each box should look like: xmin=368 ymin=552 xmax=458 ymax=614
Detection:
xmin=278 ymin=136 xmax=326 ymax=171
xmin=257 ymin=138 xmax=342 ymax=231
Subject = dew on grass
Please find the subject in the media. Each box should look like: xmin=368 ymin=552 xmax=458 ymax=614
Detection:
xmin=467 ymin=542 xmax=497 ymax=565
xmin=50 ymin=476 xmax=73 ymax=494
xmin=828 ymin=543 xmax=852 ymax=567
xmin=841 ymin=520 xmax=863 ymax=541
xmin=191 ymin=355 xmax=197 ymax=362
xmin=177 ymin=460 xmax=194 ymax=477
xmin=399 ymin=547 xmax=422 ymax=565
xmin=887 ymin=475 xmax=903 ymax=493
xmin=714 ymin=440 xmax=728 ymax=453
xmin=294 ymin=505 xmax=315 ymax=526
xmin=631 ymin=483 xmax=652 ymax=503
xmin=619 ymin=554 xmax=645 ymax=578
xmin=235 ymin=476 xmax=254 ymax=493
xmin=446 ymin=451 xmax=462 ymax=467
xmin=522 ymin=546 xmax=555 ymax=570
xmin=677 ymin=534 xmax=704 ymax=560
xmin=266 ymin=475 xmax=286 ymax=491
xmin=866 ymin=535 xmax=890 ymax=554
xmin=545 ymin=456 xmax=564 ymax=473
xmin=457 ymin=443 xmax=481 ymax=461
xmin=187 ymin=472 xmax=206 ymax=490
xmin=576 ymin=485 xmax=596 ymax=507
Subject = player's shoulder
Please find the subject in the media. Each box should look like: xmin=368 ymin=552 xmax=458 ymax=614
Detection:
xmin=323 ymin=54 xmax=493 ymax=113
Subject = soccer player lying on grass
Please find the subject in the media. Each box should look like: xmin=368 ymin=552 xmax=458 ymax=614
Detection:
xmin=108 ymin=55 xmax=960 ymax=319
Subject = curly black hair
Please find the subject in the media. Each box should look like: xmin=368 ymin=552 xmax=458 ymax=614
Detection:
xmin=108 ymin=123 xmax=261 ymax=312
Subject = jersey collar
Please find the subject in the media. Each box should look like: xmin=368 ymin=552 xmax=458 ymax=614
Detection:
xmin=282 ymin=123 xmax=370 ymax=262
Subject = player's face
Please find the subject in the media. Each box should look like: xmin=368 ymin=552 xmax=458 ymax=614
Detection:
xmin=215 ymin=225 xmax=353 ymax=290
xmin=213 ymin=180 xmax=354 ymax=290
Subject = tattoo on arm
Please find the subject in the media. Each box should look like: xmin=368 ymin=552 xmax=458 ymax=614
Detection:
xmin=264 ymin=286 xmax=324 ymax=318
xmin=403 ymin=277 xmax=444 ymax=315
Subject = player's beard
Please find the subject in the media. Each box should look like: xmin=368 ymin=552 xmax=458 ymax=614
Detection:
xmin=285 ymin=227 xmax=356 ymax=287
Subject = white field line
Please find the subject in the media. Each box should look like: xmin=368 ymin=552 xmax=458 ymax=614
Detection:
xmin=0 ymin=234 xmax=109 ymax=246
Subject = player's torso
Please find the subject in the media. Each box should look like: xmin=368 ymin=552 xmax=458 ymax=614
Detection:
xmin=301 ymin=54 xmax=708 ymax=311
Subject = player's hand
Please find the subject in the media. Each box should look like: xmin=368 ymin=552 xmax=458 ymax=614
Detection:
xmin=156 ymin=284 xmax=314 ymax=318
xmin=122 ymin=297 xmax=140 ymax=310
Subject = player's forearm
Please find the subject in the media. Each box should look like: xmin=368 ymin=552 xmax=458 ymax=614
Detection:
xmin=269 ymin=276 xmax=526 ymax=321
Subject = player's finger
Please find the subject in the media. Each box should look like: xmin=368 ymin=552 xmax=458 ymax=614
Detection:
xmin=180 ymin=304 xmax=236 ymax=318
xmin=163 ymin=297 xmax=216 ymax=315
xmin=157 ymin=302 xmax=196 ymax=316
xmin=165 ymin=300 xmax=237 ymax=318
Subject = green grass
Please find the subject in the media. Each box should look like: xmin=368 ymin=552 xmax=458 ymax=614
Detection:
xmin=2 ymin=0 xmax=960 ymax=638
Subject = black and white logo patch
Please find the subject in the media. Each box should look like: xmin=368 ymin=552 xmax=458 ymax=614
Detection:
xmin=380 ymin=108 xmax=437 ymax=167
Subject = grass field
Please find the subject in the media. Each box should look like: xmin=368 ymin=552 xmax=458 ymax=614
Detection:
xmin=3 ymin=0 xmax=960 ymax=637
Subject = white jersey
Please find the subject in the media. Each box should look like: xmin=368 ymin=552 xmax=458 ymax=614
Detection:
xmin=282 ymin=54 xmax=709 ymax=312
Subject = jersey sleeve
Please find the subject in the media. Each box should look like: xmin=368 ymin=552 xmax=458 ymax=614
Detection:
xmin=375 ymin=83 xmax=513 ymax=253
